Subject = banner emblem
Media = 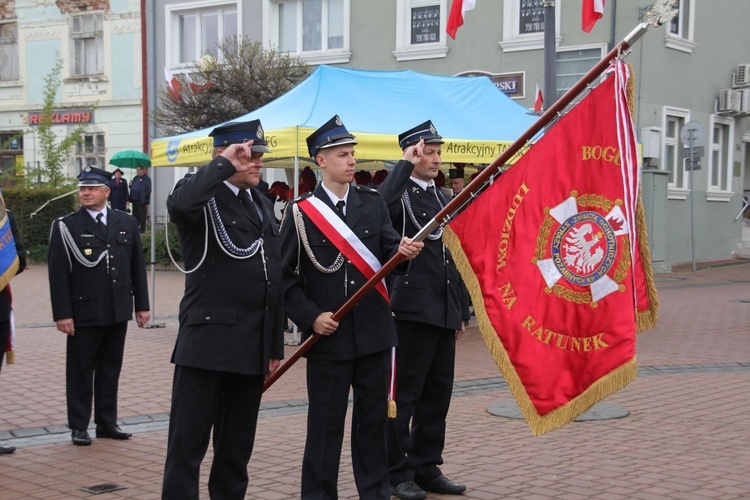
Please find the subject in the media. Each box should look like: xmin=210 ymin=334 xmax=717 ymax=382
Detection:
xmin=535 ymin=191 xmax=630 ymax=306
xmin=166 ymin=140 xmax=180 ymax=163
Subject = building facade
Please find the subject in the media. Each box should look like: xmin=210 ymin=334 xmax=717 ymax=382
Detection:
xmin=0 ymin=0 xmax=145 ymax=185
xmin=154 ymin=0 xmax=749 ymax=270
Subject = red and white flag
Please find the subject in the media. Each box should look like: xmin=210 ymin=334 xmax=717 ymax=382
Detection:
xmin=164 ymin=67 xmax=181 ymax=100
xmin=443 ymin=60 xmax=658 ymax=435
xmin=582 ymin=0 xmax=605 ymax=32
xmin=446 ymin=0 xmax=477 ymax=39
xmin=534 ymin=81 xmax=544 ymax=114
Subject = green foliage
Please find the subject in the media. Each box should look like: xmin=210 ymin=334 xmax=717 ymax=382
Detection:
xmin=141 ymin=223 xmax=182 ymax=265
xmin=3 ymin=187 xmax=79 ymax=262
xmin=34 ymin=57 xmax=89 ymax=188
xmin=154 ymin=37 xmax=311 ymax=135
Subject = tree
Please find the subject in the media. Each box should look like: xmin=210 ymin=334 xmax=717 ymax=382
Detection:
xmin=154 ymin=38 xmax=311 ymax=135
xmin=34 ymin=56 xmax=88 ymax=188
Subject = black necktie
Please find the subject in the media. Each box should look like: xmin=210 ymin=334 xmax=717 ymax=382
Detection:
xmin=426 ymin=186 xmax=436 ymax=197
xmin=96 ymin=212 xmax=106 ymax=236
xmin=238 ymin=190 xmax=262 ymax=226
xmin=335 ymin=200 xmax=346 ymax=220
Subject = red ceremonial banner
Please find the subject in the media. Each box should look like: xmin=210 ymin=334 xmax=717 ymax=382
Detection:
xmin=443 ymin=61 xmax=658 ymax=435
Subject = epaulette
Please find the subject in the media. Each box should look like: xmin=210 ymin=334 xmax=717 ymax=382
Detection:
xmin=290 ymin=192 xmax=313 ymax=204
xmin=354 ymin=185 xmax=379 ymax=194
xmin=113 ymin=208 xmax=131 ymax=215
xmin=56 ymin=212 xmax=75 ymax=221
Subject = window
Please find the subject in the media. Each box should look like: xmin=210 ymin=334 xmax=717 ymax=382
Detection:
xmin=0 ymin=23 xmax=19 ymax=82
xmin=500 ymin=0 xmax=561 ymax=53
xmin=266 ymin=0 xmax=350 ymax=65
xmin=707 ymin=115 xmax=734 ymax=199
xmin=75 ymin=133 xmax=106 ymax=172
xmin=555 ymin=46 xmax=606 ymax=98
xmin=167 ymin=2 xmax=239 ymax=68
xmin=394 ymin=0 xmax=447 ymax=61
xmin=665 ymin=0 xmax=695 ymax=53
xmin=662 ymin=107 xmax=690 ymax=197
xmin=72 ymin=14 xmax=104 ymax=76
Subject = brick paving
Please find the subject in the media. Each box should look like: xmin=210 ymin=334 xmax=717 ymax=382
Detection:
xmin=0 ymin=261 xmax=749 ymax=498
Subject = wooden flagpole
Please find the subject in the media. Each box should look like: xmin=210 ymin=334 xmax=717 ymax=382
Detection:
xmin=263 ymin=23 xmax=649 ymax=392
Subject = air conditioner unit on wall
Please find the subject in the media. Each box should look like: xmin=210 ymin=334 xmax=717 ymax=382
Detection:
xmin=719 ymin=89 xmax=741 ymax=112
xmin=736 ymin=64 xmax=750 ymax=86
xmin=740 ymin=89 xmax=750 ymax=113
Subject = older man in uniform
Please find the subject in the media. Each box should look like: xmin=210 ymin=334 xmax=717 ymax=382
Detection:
xmin=378 ymin=121 xmax=470 ymax=499
xmin=48 ymin=166 xmax=150 ymax=446
xmin=280 ymin=115 xmax=422 ymax=499
xmin=163 ymin=119 xmax=285 ymax=500
xmin=448 ymin=166 xmax=466 ymax=198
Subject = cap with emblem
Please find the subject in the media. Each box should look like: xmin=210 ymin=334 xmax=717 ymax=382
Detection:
xmin=209 ymin=119 xmax=271 ymax=153
xmin=306 ymin=115 xmax=357 ymax=158
xmin=449 ymin=168 xmax=464 ymax=179
xmin=78 ymin=166 xmax=113 ymax=187
xmin=398 ymin=120 xmax=444 ymax=150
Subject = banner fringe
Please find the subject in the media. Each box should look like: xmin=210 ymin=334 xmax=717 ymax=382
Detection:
xmin=445 ymin=227 xmax=639 ymax=436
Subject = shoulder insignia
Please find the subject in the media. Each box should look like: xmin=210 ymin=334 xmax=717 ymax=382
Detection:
xmin=291 ymin=192 xmax=313 ymax=204
xmin=57 ymin=212 xmax=75 ymax=221
xmin=354 ymin=185 xmax=379 ymax=194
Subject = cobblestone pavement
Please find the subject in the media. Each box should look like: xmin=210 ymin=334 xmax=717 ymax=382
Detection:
xmin=0 ymin=262 xmax=748 ymax=499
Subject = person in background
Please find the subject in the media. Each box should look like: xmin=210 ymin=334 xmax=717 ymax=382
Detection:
xmin=129 ymin=166 xmax=151 ymax=233
xmin=378 ymin=120 xmax=470 ymax=499
xmin=0 ymin=208 xmax=27 ymax=455
xmin=108 ymin=168 xmax=129 ymax=212
xmin=48 ymin=166 xmax=150 ymax=447
xmin=448 ymin=166 xmax=466 ymax=198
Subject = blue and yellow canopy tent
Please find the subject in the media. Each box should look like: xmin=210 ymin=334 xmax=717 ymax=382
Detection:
xmin=150 ymin=66 xmax=537 ymax=170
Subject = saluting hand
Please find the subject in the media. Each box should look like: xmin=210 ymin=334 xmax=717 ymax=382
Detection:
xmin=221 ymin=141 xmax=255 ymax=172
xmin=402 ymin=138 xmax=425 ymax=164
xmin=398 ymin=237 xmax=424 ymax=260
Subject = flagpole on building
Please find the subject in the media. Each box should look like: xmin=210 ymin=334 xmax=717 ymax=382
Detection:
xmin=263 ymin=22 xmax=650 ymax=392
xmin=543 ymin=1 xmax=557 ymax=109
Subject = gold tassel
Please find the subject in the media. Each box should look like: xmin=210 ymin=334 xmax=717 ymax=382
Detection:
xmin=387 ymin=399 xmax=397 ymax=419
xmin=5 ymin=351 xmax=14 ymax=365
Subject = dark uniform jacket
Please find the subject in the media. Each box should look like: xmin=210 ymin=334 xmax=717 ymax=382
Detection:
xmin=0 ymin=210 xmax=27 ymax=323
xmin=378 ymin=160 xmax=469 ymax=330
xmin=108 ymin=177 xmax=129 ymax=212
xmin=48 ymin=207 xmax=149 ymax=326
xmin=280 ymin=184 xmax=401 ymax=361
xmin=167 ymin=156 xmax=284 ymax=376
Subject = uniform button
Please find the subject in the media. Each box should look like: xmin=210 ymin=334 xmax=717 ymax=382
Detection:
xmin=111 ymin=267 xmax=116 ymax=271
xmin=422 ymin=212 xmax=427 ymax=216
xmin=365 ymin=230 xmax=369 ymax=234
xmin=447 ymin=280 xmax=451 ymax=284
xmin=405 ymin=281 xmax=409 ymax=285
xmin=323 ymin=239 xmax=327 ymax=243
xmin=350 ymin=280 xmax=355 ymax=285
xmin=112 ymin=279 xmax=117 ymax=283
xmin=347 ymin=260 xmax=351 ymax=264
xmin=232 ymin=220 xmax=237 ymax=224
xmin=206 ymin=316 xmax=211 ymax=320
xmin=107 ymin=244 xmax=111 ymax=248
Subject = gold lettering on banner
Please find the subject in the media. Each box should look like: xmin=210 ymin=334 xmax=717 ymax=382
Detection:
xmin=497 ymin=182 xmax=530 ymax=270
xmin=581 ymin=145 xmax=621 ymax=166
xmin=498 ymin=282 xmax=517 ymax=310
xmin=521 ymin=314 xmax=610 ymax=351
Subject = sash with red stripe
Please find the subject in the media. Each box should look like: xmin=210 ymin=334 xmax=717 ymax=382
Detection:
xmin=297 ymin=196 xmax=390 ymax=303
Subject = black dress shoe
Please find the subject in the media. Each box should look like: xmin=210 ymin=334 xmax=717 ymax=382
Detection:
xmin=416 ymin=475 xmax=467 ymax=495
xmin=390 ymin=481 xmax=427 ymax=500
xmin=71 ymin=429 xmax=92 ymax=446
xmin=96 ymin=425 xmax=132 ymax=440
xmin=0 ymin=445 xmax=16 ymax=454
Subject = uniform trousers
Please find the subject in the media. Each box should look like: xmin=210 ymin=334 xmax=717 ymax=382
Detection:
xmin=162 ymin=365 xmax=264 ymax=500
xmin=302 ymin=350 xmax=391 ymax=500
xmin=387 ymin=321 xmax=456 ymax=485
xmin=66 ymin=322 xmax=128 ymax=430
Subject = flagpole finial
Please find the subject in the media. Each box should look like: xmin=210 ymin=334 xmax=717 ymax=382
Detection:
xmin=646 ymin=0 xmax=679 ymax=27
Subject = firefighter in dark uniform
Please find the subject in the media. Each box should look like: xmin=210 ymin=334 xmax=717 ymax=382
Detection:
xmin=378 ymin=121 xmax=470 ymax=499
xmin=280 ymin=115 xmax=422 ymax=499
xmin=48 ymin=166 xmax=150 ymax=447
xmin=162 ymin=119 xmax=285 ymax=500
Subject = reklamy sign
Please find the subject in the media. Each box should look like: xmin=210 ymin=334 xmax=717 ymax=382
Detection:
xmin=455 ymin=71 xmax=525 ymax=99
xmin=26 ymin=110 xmax=94 ymax=125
